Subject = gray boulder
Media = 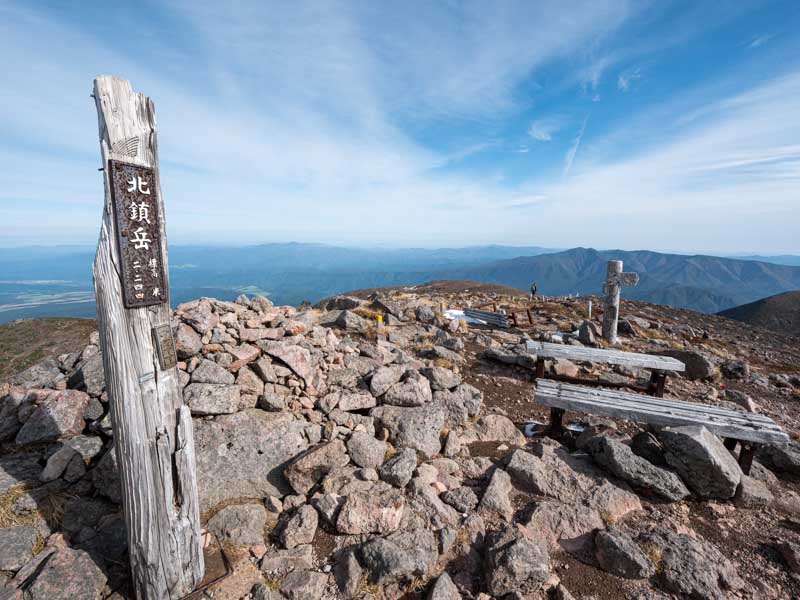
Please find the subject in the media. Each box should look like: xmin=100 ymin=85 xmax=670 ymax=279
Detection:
xmin=68 ymin=353 xmax=105 ymax=397
xmin=184 ymin=383 xmax=240 ymax=415
xmin=383 ymin=376 xmax=432 ymax=407
xmin=586 ymin=435 xmax=690 ymax=501
xmin=427 ymin=572 xmax=461 ymax=600
xmin=358 ymin=528 xmax=438 ymax=585
xmin=191 ymin=358 xmax=235 ymax=384
xmin=25 ymin=547 xmax=107 ymax=600
xmin=484 ymin=525 xmax=550 ymax=597
xmin=433 ymin=384 xmax=482 ymax=429
xmin=379 ymin=447 xmax=418 ymax=487
xmin=369 ymin=365 xmax=407 ymax=397
xmin=284 ymin=439 xmax=350 ymax=495
xmin=280 ymin=505 xmax=318 ymax=549
xmin=280 ymin=569 xmax=328 ymax=600
xmin=175 ymin=323 xmax=202 ymax=359
xmin=346 ymin=432 xmax=387 ymax=469
xmin=10 ymin=357 xmax=64 ymax=389
xmin=759 ymin=442 xmax=800 ymax=476
xmin=207 ymin=503 xmax=267 ymax=546
xmin=0 ymin=526 xmax=39 ymax=571
xmin=595 ymin=528 xmax=653 ymax=579
xmin=441 ymin=486 xmax=479 ymax=514
xmin=656 ymin=349 xmax=718 ymax=380
xmin=371 ymin=405 xmax=444 ymax=458
xmin=478 ymin=469 xmax=514 ymax=520
xmin=194 ymin=410 xmax=312 ymax=511
xmin=15 ymin=390 xmax=89 ymax=445
xmin=638 ymin=528 xmax=744 ymax=599
xmin=420 ymin=367 xmax=461 ymax=391
xmin=733 ymin=474 xmax=773 ymax=508
xmin=659 ymin=426 xmax=742 ymax=498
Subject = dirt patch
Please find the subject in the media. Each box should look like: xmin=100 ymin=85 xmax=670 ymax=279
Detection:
xmin=0 ymin=317 xmax=97 ymax=380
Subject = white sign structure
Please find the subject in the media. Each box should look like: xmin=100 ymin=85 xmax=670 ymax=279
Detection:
xmin=92 ymin=75 xmax=204 ymax=600
xmin=601 ymin=259 xmax=639 ymax=344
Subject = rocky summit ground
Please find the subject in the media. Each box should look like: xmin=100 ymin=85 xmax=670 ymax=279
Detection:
xmin=2 ymin=282 xmax=800 ymax=600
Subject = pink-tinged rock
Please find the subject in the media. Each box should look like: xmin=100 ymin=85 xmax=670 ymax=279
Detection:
xmin=175 ymin=323 xmax=202 ymax=359
xmin=260 ymin=342 xmax=314 ymax=385
xmin=183 ymin=302 xmax=220 ymax=334
xmin=24 ymin=547 xmax=107 ymax=600
xmin=552 ymin=359 xmax=579 ymax=378
xmin=284 ymin=440 xmax=350 ymax=494
xmin=15 ymin=390 xmax=89 ymax=445
xmin=227 ymin=344 xmax=261 ymax=371
xmin=336 ymin=487 xmax=405 ymax=534
xmin=239 ymin=328 xmax=285 ymax=342
xmin=282 ymin=320 xmax=308 ymax=336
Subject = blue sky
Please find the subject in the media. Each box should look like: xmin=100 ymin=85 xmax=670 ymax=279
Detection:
xmin=1 ymin=0 xmax=799 ymax=253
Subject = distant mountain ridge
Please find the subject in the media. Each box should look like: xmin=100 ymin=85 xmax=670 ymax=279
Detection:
xmin=442 ymin=247 xmax=800 ymax=313
xmin=718 ymin=291 xmax=800 ymax=337
xmin=1 ymin=243 xmax=799 ymax=321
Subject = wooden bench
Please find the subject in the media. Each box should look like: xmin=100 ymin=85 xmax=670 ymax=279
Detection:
xmin=464 ymin=307 xmax=510 ymax=329
xmin=527 ymin=340 xmax=686 ymax=397
xmin=534 ymin=379 xmax=789 ymax=473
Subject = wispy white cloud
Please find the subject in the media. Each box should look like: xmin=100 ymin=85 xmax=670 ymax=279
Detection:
xmin=528 ymin=116 xmax=567 ymax=142
xmin=748 ymin=34 xmax=774 ymax=49
xmin=617 ymin=66 xmax=642 ymax=91
xmin=563 ymin=117 xmax=589 ymax=177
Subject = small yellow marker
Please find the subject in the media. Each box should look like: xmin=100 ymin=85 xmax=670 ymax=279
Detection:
xmin=376 ymin=314 xmax=383 ymax=329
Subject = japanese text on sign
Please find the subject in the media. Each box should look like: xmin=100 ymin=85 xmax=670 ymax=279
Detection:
xmin=109 ymin=160 xmax=167 ymax=308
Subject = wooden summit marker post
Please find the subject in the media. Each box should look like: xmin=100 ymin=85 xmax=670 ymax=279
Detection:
xmin=601 ymin=259 xmax=639 ymax=345
xmin=92 ymin=75 xmax=204 ymax=599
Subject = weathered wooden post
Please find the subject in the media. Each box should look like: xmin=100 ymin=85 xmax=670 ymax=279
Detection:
xmin=92 ymin=75 xmax=204 ymax=599
xmin=601 ymin=259 xmax=639 ymax=344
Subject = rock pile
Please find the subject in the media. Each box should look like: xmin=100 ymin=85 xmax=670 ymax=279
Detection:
xmin=2 ymin=287 xmax=800 ymax=599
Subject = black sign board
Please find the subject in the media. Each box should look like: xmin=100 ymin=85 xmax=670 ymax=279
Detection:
xmin=108 ymin=160 xmax=168 ymax=308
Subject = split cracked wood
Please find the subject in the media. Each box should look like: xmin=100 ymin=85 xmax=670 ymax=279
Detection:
xmin=92 ymin=75 xmax=204 ymax=600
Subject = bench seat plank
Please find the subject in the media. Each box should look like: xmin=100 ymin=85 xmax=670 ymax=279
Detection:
xmin=535 ymin=379 xmax=788 ymax=445
xmin=464 ymin=308 xmax=509 ymax=328
xmin=527 ymin=340 xmax=686 ymax=372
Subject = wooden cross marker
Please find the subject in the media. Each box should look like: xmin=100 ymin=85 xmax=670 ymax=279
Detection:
xmin=92 ymin=75 xmax=204 ymax=599
xmin=601 ymin=259 xmax=639 ymax=344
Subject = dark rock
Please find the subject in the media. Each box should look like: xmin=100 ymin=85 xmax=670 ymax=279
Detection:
xmin=358 ymin=528 xmax=438 ymax=585
xmin=316 ymin=296 xmax=364 ymax=311
xmin=484 ymin=525 xmax=550 ymax=597
xmin=379 ymin=447 xmax=418 ymax=487
xmin=441 ymin=486 xmax=478 ymax=514
xmin=659 ymin=426 xmax=742 ymax=498
xmin=656 ymin=349 xmax=717 ymax=380
xmin=759 ymin=442 xmax=800 ymax=476
xmin=92 ymin=447 xmax=122 ymax=504
xmin=733 ymin=475 xmax=773 ymax=508
xmin=630 ymin=431 xmax=667 ymax=467
xmin=586 ymin=436 xmax=690 ymax=501
xmin=721 ymin=361 xmax=750 ymax=380
xmin=595 ymin=528 xmax=653 ymax=579
xmin=638 ymin=528 xmax=744 ymax=599
xmin=68 ymin=354 xmax=105 ymax=397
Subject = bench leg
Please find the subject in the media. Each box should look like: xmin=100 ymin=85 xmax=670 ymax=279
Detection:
xmin=526 ymin=308 xmax=534 ymax=324
xmin=738 ymin=443 xmax=759 ymax=475
xmin=723 ymin=438 xmax=738 ymax=454
xmin=535 ymin=357 xmax=546 ymax=379
xmin=549 ymin=407 xmax=565 ymax=437
xmin=648 ymin=371 xmax=667 ymax=397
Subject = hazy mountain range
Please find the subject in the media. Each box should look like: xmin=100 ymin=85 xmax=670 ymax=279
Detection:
xmin=1 ymin=243 xmax=798 ymax=323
